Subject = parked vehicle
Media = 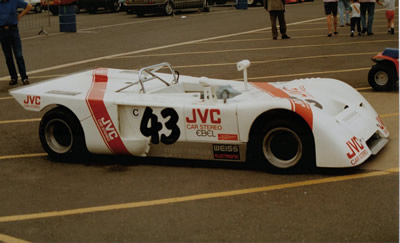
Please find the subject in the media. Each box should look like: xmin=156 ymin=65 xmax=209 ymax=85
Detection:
xmin=125 ymin=0 xmax=209 ymax=17
xmin=368 ymin=48 xmax=399 ymax=91
xmin=81 ymin=0 xmax=125 ymax=14
xmin=27 ymin=0 xmax=43 ymax=13
xmin=40 ymin=0 xmax=81 ymax=15
xmin=10 ymin=60 xmax=389 ymax=170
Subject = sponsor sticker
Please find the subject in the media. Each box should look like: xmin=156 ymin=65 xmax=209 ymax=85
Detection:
xmin=213 ymin=144 xmax=240 ymax=160
xmin=23 ymin=95 xmax=41 ymax=109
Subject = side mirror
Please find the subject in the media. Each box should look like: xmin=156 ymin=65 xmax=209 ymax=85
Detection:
xmin=236 ymin=60 xmax=251 ymax=90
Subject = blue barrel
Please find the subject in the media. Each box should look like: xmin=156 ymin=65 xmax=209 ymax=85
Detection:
xmin=236 ymin=0 xmax=248 ymax=9
xmin=59 ymin=5 xmax=77 ymax=32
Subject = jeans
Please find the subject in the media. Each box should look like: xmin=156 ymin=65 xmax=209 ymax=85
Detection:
xmin=360 ymin=2 xmax=375 ymax=34
xmin=0 ymin=26 xmax=28 ymax=81
xmin=338 ymin=0 xmax=350 ymax=26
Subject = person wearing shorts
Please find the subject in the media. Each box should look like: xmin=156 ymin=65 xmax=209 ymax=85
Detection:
xmin=324 ymin=0 xmax=339 ymax=37
xmin=378 ymin=0 xmax=395 ymax=34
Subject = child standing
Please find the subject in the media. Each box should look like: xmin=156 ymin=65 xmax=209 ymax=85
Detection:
xmin=349 ymin=0 xmax=361 ymax=37
xmin=378 ymin=0 xmax=395 ymax=34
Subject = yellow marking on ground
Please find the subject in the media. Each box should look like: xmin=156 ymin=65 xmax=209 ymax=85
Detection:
xmin=380 ymin=113 xmax=399 ymax=118
xmin=0 ymin=118 xmax=40 ymax=125
xmin=0 ymin=168 xmax=397 ymax=223
xmin=0 ymin=153 xmax=47 ymax=160
xmin=114 ymin=40 xmax=397 ymax=58
xmin=0 ymin=233 xmax=30 ymax=243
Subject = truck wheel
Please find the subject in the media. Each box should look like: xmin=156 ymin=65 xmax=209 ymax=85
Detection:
xmin=368 ymin=63 xmax=397 ymax=91
xmin=164 ymin=1 xmax=173 ymax=15
xmin=88 ymin=6 xmax=98 ymax=14
xmin=39 ymin=107 xmax=87 ymax=161
xmin=249 ymin=112 xmax=314 ymax=171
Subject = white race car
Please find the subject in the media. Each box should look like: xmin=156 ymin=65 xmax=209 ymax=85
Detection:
xmin=10 ymin=60 xmax=389 ymax=170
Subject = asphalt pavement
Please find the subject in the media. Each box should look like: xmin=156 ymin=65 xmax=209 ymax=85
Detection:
xmin=0 ymin=1 xmax=398 ymax=242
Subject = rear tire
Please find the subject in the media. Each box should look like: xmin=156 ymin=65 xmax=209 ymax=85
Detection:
xmin=39 ymin=107 xmax=87 ymax=161
xmin=368 ymin=63 xmax=397 ymax=91
xmin=248 ymin=112 xmax=314 ymax=171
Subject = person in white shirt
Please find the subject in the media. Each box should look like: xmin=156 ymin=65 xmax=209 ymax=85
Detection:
xmin=377 ymin=0 xmax=395 ymax=34
xmin=349 ymin=0 xmax=361 ymax=36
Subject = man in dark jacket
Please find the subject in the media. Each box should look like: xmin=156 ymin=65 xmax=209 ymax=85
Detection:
xmin=0 ymin=0 xmax=32 ymax=85
xmin=264 ymin=0 xmax=290 ymax=40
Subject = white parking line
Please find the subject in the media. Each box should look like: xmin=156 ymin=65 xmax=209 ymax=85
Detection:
xmin=0 ymin=16 xmax=326 ymax=81
xmin=0 ymin=233 xmax=30 ymax=243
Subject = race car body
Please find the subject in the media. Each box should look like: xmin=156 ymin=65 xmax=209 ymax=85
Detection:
xmin=10 ymin=61 xmax=389 ymax=169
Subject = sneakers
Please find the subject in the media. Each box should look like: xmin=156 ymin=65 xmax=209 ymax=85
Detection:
xmin=391 ymin=28 xmax=395 ymax=35
xmin=22 ymin=79 xmax=30 ymax=85
xmin=9 ymin=79 xmax=17 ymax=85
xmin=281 ymin=34 xmax=290 ymax=39
xmin=350 ymin=31 xmax=354 ymax=37
xmin=328 ymin=33 xmax=332 ymax=37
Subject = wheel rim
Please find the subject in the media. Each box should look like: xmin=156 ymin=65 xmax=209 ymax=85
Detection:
xmin=45 ymin=119 xmax=73 ymax=154
xmin=374 ymin=71 xmax=389 ymax=86
xmin=247 ymin=0 xmax=255 ymax=5
xmin=262 ymin=127 xmax=302 ymax=168
xmin=165 ymin=2 xmax=173 ymax=15
xmin=113 ymin=1 xmax=121 ymax=11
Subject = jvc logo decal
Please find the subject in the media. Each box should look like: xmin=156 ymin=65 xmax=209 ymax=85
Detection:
xmin=23 ymin=95 xmax=41 ymax=109
xmin=186 ymin=109 xmax=221 ymax=124
xmin=346 ymin=136 xmax=368 ymax=165
xmin=98 ymin=117 xmax=119 ymax=141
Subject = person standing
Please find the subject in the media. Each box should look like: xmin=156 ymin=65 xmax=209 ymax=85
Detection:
xmin=359 ymin=0 xmax=376 ymax=35
xmin=324 ymin=0 xmax=339 ymax=37
xmin=0 ymin=0 xmax=32 ymax=86
xmin=338 ymin=0 xmax=351 ymax=27
xmin=264 ymin=0 xmax=290 ymax=40
xmin=349 ymin=0 xmax=361 ymax=37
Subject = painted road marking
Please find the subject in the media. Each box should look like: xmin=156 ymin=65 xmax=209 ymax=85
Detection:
xmin=244 ymin=67 xmax=371 ymax=80
xmin=0 ymin=168 xmax=398 ymax=223
xmin=0 ymin=16 xmax=328 ymax=81
xmin=113 ymin=40 xmax=397 ymax=59
xmin=0 ymin=233 xmax=30 ymax=243
xmin=0 ymin=153 xmax=47 ymax=160
xmin=0 ymin=118 xmax=40 ymax=125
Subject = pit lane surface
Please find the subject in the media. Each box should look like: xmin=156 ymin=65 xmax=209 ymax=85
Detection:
xmin=0 ymin=1 xmax=399 ymax=242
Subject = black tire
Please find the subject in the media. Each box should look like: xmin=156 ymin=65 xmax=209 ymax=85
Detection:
xmin=215 ymin=0 xmax=227 ymax=4
xmin=136 ymin=11 xmax=145 ymax=17
xmin=368 ymin=63 xmax=397 ymax=91
xmin=248 ymin=111 xmax=314 ymax=171
xmin=34 ymin=4 xmax=42 ymax=13
xmin=39 ymin=107 xmax=87 ymax=161
xmin=164 ymin=1 xmax=173 ymax=15
xmin=73 ymin=4 xmax=80 ymax=14
xmin=110 ymin=0 xmax=121 ymax=12
xmin=49 ymin=6 xmax=59 ymax=15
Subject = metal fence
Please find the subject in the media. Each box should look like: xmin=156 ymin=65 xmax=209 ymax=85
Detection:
xmin=18 ymin=7 xmax=51 ymax=35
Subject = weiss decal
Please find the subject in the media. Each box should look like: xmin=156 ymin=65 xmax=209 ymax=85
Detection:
xmin=213 ymin=144 xmax=240 ymax=160
xmin=86 ymin=68 xmax=130 ymax=154
xmin=346 ymin=136 xmax=368 ymax=165
xmin=23 ymin=95 xmax=41 ymax=109
xmin=251 ymin=82 xmax=314 ymax=129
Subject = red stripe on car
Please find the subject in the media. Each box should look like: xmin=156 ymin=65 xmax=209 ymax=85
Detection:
xmin=251 ymin=82 xmax=313 ymax=129
xmin=86 ymin=68 xmax=130 ymax=154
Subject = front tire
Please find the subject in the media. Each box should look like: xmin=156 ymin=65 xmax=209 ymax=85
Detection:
xmin=368 ymin=63 xmax=397 ymax=91
xmin=39 ymin=107 xmax=87 ymax=161
xmin=249 ymin=112 xmax=314 ymax=171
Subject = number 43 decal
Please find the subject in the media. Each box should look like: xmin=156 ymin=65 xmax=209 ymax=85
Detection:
xmin=140 ymin=107 xmax=180 ymax=145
